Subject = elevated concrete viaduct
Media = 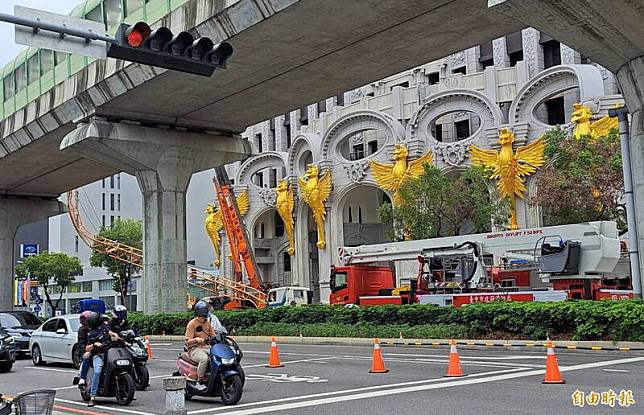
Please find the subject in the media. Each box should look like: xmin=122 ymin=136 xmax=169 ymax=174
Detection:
xmin=2 ymin=0 xmax=643 ymax=310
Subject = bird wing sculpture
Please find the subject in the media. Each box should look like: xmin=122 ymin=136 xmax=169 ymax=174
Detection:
xmin=275 ymin=180 xmax=296 ymax=255
xmin=572 ymin=103 xmax=618 ymax=139
xmin=371 ymin=144 xmax=433 ymax=205
xmin=298 ymin=165 xmax=333 ymax=249
xmin=405 ymin=150 xmax=434 ymax=178
xmin=470 ymin=129 xmax=545 ymax=230
xmin=590 ymin=115 xmax=618 ymax=139
xmin=204 ymin=191 xmax=250 ymax=267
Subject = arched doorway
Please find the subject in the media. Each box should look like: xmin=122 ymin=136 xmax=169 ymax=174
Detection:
xmin=251 ymin=208 xmax=291 ymax=288
xmin=337 ymin=185 xmax=391 ymax=247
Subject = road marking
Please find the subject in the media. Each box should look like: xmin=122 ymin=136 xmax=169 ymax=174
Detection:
xmin=246 ymin=374 xmax=328 ymax=383
xmin=53 ymin=404 xmax=106 ymax=415
xmin=189 ymin=356 xmax=644 ymax=415
xmin=26 ymin=366 xmax=77 ymax=374
xmin=186 ymin=367 xmax=527 ymax=414
xmin=244 ymin=356 xmax=335 ymax=368
xmin=55 ymin=398 xmax=156 ymax=415
xmin=602 ymin=368 xmax=630 ymax=372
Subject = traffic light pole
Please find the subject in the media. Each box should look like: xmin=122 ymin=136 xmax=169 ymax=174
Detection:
xmin=0 ymin=11 xmax=115 ymax=44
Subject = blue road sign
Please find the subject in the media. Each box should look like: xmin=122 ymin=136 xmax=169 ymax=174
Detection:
xmin=20 ymin=243 xmax=39 ymax=257
xmin=34 ymin=305 xmax=41 ymax=313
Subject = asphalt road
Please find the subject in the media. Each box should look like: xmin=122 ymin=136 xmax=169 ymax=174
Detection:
xmin=1 ymin=341 xmax=642 ymax=415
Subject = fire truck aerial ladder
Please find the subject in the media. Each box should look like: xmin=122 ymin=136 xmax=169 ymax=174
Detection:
xmin=332 ymin=221 xmax=629 ymax=306
xmin=212 ymin=166 xmax=267 ymax=308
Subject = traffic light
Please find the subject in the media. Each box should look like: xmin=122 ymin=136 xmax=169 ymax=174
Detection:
xmin=107 ymin=22 xmax=233 ymax=76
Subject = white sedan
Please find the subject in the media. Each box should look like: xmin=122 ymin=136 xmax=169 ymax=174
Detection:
xmin=29 ymin=314 xmax=81 ymax=368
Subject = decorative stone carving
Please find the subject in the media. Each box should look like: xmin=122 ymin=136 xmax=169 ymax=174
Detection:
xmin=349 ymin=87 xmax=365 ymax=104
xmin=434 ymin=143 xmax=469 ymax=167
xmin=343 ymin=160 xmax=369 ymax=184
xmin=258 ymin=188 xmax=276 ymax=207
xmin=492 ymin=37 xmax=508 ymax=68
xmin=560 ymin=43 xmax=576 ymax=64
xmin=522 ymin=28 xmax=541 ymax=78
xmin=449 ymin=51 xmax=466 ymax=69
xmin=350 ymin=131 xmax=365 ymax=145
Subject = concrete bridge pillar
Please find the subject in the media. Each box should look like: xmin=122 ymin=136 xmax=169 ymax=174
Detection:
xmin=61 ymin=120 xmax=251 ymax=312
xmin=0 ymin=198 xmax=66 ymax=310
xmin=616 ymin=57 xmax=644 ymax=297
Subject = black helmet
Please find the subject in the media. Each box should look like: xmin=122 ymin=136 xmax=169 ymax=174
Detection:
xmin=114 ymin=305 xmax=127 ymax=321
xmin=86 ymin=312 xmax=101 ymax=329
xmin=193 ymin=300 xmax=210 ymax=317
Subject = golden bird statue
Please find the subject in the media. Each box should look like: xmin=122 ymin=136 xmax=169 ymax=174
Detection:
xmin=204 ymin=190 xmax=250 ymax=267
xmin=470 ymin=128 xmax=545 ymax=230
xmin=298 ymin=164 xmax=332 ymax=249
xmin=370 ymin=143 xmax=433 ymax=205
xmin=571 ymin=103 xmax=618 ymax=139
xmin=275 ymin=179 xmax=296 ymax=255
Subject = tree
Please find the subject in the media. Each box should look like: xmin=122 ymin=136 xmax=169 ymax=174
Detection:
xmin=15 ymin=251 xmax=82 ymax=315
xmin=90 ymin=219 xmax=142 ymax=306
xmin=530 ymin=127 xmax=625 ymax=232
xmin=378 ymin=164 xmax=509 ymax=240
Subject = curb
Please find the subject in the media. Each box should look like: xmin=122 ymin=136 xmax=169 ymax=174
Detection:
xmin=149 ymin=335 xmax=644 ymax=351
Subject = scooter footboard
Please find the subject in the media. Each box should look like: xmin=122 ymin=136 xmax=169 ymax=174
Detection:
xmin=221 ymin=369 xmax=240 ymax=379
xmin=177 ymin=359 xmax=198 ymax=379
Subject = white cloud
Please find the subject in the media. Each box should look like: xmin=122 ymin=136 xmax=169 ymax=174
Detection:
xmin=0 ymin=0 xmax=82 ymax=69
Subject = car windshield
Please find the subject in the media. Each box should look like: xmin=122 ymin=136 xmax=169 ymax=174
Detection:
xmin=0 ymin=312 xmax=40 ymax=328
xmin=68 ymin=318 xmax=80 ymax=332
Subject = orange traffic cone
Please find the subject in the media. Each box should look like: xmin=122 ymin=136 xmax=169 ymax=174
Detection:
xmin=144 ymin=335 xmax=154 ymax=359
xmin=369 ymin=338 xmax=388 ymax=373
xmin=444 ymin=340 xmax=466 ymax=377
xmin=266 ymin=337 xmax=284 ymax=368
xmin=542 ymin=340 xmax=565 ymax=384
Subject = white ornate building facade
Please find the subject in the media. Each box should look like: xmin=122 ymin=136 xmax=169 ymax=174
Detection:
xmin=218 ymin=28 xmax=624 ymax=303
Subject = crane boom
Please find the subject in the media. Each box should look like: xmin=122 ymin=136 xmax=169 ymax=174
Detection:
xmin=213 ymin=166 xmax=264 ymax=295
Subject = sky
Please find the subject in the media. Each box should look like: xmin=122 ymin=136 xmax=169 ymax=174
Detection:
xmin=0 ymin=0 xmax=80 ymax=68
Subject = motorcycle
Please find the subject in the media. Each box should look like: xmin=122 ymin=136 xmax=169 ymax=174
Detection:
xmin=175 ymin=329 xmax=244 ymax=405
xmin=119 ymin=329 xmax=150 ymax=391
xmin=79 ymin=340 xmax=136 ymax=406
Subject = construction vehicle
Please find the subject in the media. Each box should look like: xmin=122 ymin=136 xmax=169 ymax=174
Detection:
xmin=332 ymin=221 xmax=632 ymax=307
xmin=212 ymin=166 xmax=267 ymax=308
xmin=267 ymin=286 xmax=313 ymax=307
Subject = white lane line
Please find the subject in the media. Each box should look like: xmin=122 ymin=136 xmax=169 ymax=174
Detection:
xmin=384 ymin=352 xmax=545 ymax=361
xmin=602 ymin=368 xmax=630 ymax=372
xmin=243 ymin=356 xmax=335 ymax=368
xmin=186 ymin=367 xmax=527 ymax=414
xmin=150 ymin=343 xmax=172 ymax=346
xmin=55 ymin=398 xmax=157 ymax=415
xmin=26 ymin=366 xmax=77 ymax=374
xmin=189 ymin=356 xmax=644 ymax=415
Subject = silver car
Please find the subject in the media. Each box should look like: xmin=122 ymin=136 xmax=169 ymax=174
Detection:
xmin=29 ymin=314 xmax=81 ymax=368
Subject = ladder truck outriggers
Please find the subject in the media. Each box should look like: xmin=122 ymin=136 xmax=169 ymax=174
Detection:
xmin=331 ymin=221 xmax=632 ymax=307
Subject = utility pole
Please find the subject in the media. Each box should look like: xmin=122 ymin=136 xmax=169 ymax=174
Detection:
xmin=609 ymin=106 xmax=642 ymax=298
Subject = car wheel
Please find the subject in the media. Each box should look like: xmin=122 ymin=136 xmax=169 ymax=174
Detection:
xmin=0 ymin=362 xmax=13 ymax=373
xmin=72 ymin=345 xmax=81 ymax=369
xmin=31 ymin=344 xmax=45 ymax=366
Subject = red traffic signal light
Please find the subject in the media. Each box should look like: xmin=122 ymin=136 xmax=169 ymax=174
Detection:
xmin=108 ymin=22 xmax=233 ymax=76
xmin=125 ymin=22 xmax=151 ymax=48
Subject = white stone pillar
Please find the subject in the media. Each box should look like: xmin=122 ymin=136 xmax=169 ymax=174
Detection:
xmin=492 ymin=37 xmax=509 ymax=68
xmin=560 ymin=43 xmax=580 ymax=65
xmin=521 ymin=28 xmax=543 ymax=79
xmin=0 ymin=198 xmax=66 ymax=310
xmin=616 ymin=56 xmax=644 ymax=297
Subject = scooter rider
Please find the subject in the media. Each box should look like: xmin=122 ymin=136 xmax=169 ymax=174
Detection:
xmin=73 ymin=311 xmax=93 ymax=386
xmin=184 ymin=300 xmax=215 ymax=391
xmin=108 ymin=305 xmax=130 ymax=333
xmin=85 ymin=312 xmax=120 ymax=407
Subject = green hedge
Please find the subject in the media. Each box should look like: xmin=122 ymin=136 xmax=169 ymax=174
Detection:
xmin=128 ymin=300 xmax=644 ymax=341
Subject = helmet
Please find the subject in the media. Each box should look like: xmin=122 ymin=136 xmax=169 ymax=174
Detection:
xmin=193 ymin=300 xmax=210 ymax=318
xmin=79 ymin=310 xmax=92 ymax=325
xmin=86 ymin=312 xmax=101 ymax=329
xmin=114 ymin=305 xmax=127 ymax=321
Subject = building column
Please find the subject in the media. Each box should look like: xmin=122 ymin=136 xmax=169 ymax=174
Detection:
xmin=61 ymin=119 xmax=251 ymax=312
xmin=521 ymin=28 xmax=543 ymax=79
xmin=492 ymin=37 xmax=509 ymax=68
xmin=0 ymin=198 xmax=66 ymax=310
xmin=616 ymin=57 xmax=644 ymax=297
